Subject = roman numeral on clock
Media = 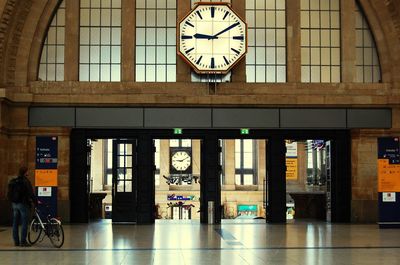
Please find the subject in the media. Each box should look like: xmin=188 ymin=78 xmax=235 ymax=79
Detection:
xmin=210 ymin=57 xmax=215 ymax=68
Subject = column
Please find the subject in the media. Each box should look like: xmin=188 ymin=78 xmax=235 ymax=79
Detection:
xmin=65 ymin=0 xmax=80 ymax=80
xmin=267 ymin=137 xmax=286 ymax=223
xmin=341 ymin=0 xmax=356 ymax=82
xmin=121 ymin=0 xmax=135 ymax=81
xmin=176 ymin=0 xmax=191 ymax=82
xmin=231 ymin=0 xmax=246 ymax=82
xmin=286 ymin=0 xmax=301 ymax=82
xmin=297 ymin=141 xmax=307 ymax=190
xmin=258 ymin=140 xmax=266 ymax=190
xmin=192 ymin=139 xmax=201 ymax=192
xmin=224 ymin=140 xmax=236 ymax=190
xmin=158 ymin=140 xmax=170 ymax=191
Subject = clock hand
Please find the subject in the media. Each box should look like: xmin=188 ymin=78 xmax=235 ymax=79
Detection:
xmin=193 ymin=33 xmax=217 ymax=40
xmin=176 ymin=157 xmax=190 ymax=162
xmin=213 ymin=22 xmax=240 ymax=38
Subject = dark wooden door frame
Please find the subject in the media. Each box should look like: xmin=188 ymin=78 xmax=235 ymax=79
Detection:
xmin=112 ymin=139 xmax=137 ymax=223
xmin=70 ymin=129 xmax=351 ymax=224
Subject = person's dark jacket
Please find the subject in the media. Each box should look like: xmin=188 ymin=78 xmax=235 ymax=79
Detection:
xmin=11 ymin=175 xmax=37 ymax=207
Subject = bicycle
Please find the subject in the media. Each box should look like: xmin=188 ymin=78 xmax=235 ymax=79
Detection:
xmin=27 ymin=203 xmax=64 ymax=248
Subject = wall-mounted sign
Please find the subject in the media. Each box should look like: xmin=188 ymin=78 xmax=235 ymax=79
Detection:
xmin=36 ymin=136 xmax=58 ymax=169
xmin=38 ymin=187 xmax=52 ymax=197
xmin=286 ymin=142 xmax=298 ymax=180
xmin=35 ymin=136 xmax=58 ymax=218
xmin=378 ymin=137 xmax=400 ymax=192
xmin=35 ymin=169 xmax=58 ymax=187
xmin=286 ymin=158 xmax=298 ymax=180
xmin=163 ymin=174 xmax=199 ymax=185
xmin=240 ymin=128 xmax=250 ymax=135
xmin=377 ymin=137 xmax=400 ymax=228
xmin=378 ymin=137 xmax=400 ymax=164
xmin=167 ymin=194 xmax=196 ymax=201
xmin=174 ymin=128 xmax=183 ymax=135
xmin=383 ymin=192 xmax=396 ymax=202
xmin=286 ymin=142 xmax=297 ymax=158
xmin=378 ymin=159 xmax=400 ymax=192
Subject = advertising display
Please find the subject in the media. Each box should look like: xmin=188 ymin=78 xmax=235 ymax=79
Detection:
xmin=286 ymin=142 xmax=298 ymax=180
xmin=35 ymin=136 xmax=58 ymax=218
xmin=377 ymin=137 xmax=400 ymax=228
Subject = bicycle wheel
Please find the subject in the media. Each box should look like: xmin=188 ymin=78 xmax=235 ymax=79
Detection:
xmin=28 ymin=218 xmax=42 ymax=245
xmin=48 ymin=218 xmax=64 ymax=248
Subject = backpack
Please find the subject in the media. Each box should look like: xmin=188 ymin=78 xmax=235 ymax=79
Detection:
xmin=7 ymin=177 xmax=26 ymax=203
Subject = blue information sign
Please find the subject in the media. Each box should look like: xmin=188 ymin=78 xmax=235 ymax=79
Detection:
xmin=36 ymin=136 xmax=58 ymax=169
xmin=378 ymin=137 xmax=400 ymax=164
xmin=36 ymin=136 xmax=58 ymax=218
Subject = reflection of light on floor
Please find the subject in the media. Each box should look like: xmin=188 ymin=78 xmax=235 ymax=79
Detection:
xmin=0 ymin=222 xmax=399 ymax=264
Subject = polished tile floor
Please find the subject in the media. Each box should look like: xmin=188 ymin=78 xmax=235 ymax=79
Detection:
xmin=1 ymin=220 xmax=400 ymax=265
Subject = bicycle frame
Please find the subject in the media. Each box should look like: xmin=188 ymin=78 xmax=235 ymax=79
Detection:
xmin=29 ymin=206 xmax=64 ymax=248
xmin=33 ymin=208 xmax=46 ymax=231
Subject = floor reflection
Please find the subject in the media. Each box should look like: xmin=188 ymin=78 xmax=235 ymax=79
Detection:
xmin=0 ymin=221 xmax=400 ymax=265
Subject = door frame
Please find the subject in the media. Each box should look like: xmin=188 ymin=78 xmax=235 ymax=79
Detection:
xmin=70 ymin=129 xmax=351 ymax=224
xmin=112 ymin=139 xmax=137 ymax=223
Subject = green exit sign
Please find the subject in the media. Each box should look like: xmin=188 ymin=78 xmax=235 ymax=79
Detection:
xmin=174 ymin=128 xmax=183 ymax=134
xmin=240 ymin=128 xmax=250 ymax=135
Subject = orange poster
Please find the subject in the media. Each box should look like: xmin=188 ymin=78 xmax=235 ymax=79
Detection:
xmin=378 ymin=159 xmax=400 ymax=192
xmin=286 ymin=158 xmax=298 ymax=180
xmin=35 ymin=169 xmax=58 ymax=187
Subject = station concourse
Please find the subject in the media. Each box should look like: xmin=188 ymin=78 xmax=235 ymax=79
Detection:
xmin=0 ymin=0 xmax=400 ymax=264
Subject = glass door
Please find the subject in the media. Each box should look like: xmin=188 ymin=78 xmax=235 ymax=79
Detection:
xmin=112 ymin=139 xmax=136 ymax=222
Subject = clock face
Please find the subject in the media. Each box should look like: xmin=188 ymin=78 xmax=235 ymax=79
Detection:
xmin=178 ymin=3 xmax=247 ymax=74
xmin=171 ymin=151 xmax=191 ymax=171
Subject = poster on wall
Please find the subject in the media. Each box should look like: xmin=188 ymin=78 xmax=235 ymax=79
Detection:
xmin=286 ymin=142 xmax=298 ymax=180
xmin=377 ymin=137 xmax=400 ymax=228
xmin=286 ymin=158 xmax=298 ymax=180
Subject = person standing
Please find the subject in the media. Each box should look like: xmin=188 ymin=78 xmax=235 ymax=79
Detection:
xmin=7 ymin=166 xmax=37 ymax=247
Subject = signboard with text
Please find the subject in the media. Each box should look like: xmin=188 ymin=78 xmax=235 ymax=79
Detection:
xmin=378 ymin=137 xmax=400 ymax=228
xmin=35 ymin=136 xmax=58 ymax=218
xmin=286 ymin=142 xmax=298 ymax=180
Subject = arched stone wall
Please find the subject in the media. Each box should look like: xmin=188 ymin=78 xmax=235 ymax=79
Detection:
xmin=0 ymin=0 xmax=398 ymax=86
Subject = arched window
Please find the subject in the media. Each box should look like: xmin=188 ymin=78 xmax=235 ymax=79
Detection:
xmin=38 ymin=1 xmax=65 ymax=81
xmin=355 ymin=1 xmax=381 ymax=83
xmin=38 ymin=0 xmax=383 ymax=84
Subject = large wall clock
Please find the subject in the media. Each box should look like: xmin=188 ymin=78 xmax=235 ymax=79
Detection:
xmin=178 ymin=2 xmax=247 ymax=74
